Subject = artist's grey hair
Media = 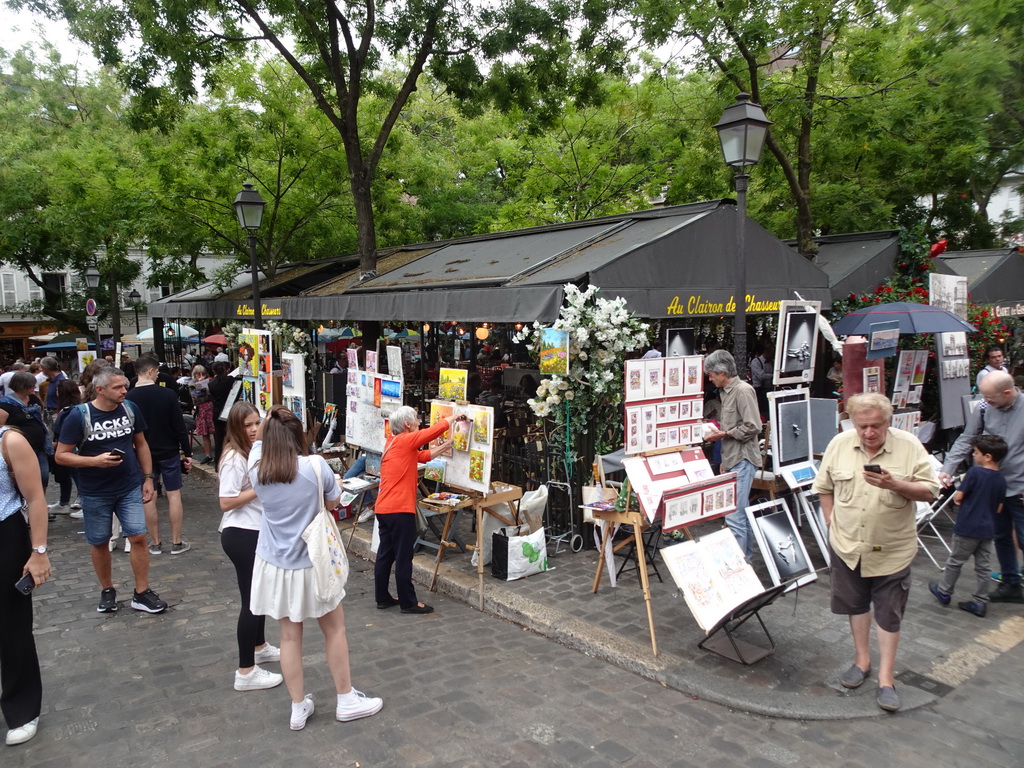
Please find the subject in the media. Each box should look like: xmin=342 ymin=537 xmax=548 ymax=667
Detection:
xmin=40 ymin=356 xmax=61 ymax=372
xmin=845 ymin=392 xmax=893 ymax=422
xmin=92 ymin=366 xmax=126 ymax=390
xmin=389 ymin=406 xmax=419 ymax=434
xmin=705 ymin=349 xmax=737 ymax=378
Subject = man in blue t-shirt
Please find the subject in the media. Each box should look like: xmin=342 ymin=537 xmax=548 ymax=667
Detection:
xmin=55 ymin=367 xmax=167 ymax=614
xmin=39 ymin=356 xmax=67 ymax=415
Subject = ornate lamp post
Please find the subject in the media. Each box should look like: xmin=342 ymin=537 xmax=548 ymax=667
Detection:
xmin=84 ymin=265 xmax=102 ymax=353
xmin=128 ymin=288 xmax=142 ymax=333
xmin=233 ymin=183 xmax=267 ymax=330
xmin=715 ymin=93 xmax=772 ymax=377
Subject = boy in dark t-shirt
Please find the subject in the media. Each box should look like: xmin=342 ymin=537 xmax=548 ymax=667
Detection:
xmin=929 ymin=434 xmax=1008 ymax=618
xmin=55 ymin=367 xmax=167 ymax=615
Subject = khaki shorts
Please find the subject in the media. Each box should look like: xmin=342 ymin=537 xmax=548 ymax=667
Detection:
xmin=829 ymin=547 xmax=911 ymax=632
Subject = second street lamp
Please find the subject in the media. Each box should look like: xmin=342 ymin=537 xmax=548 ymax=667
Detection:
xmin=715 ymin=92 xmax=772 ymax=378
xmin=233 ymin=182 xmax=267 ymax=330
xmin=84 ymin=265 xmax=103 ymax=354
xmin=128 ymin=288 xmax=142 ymax=333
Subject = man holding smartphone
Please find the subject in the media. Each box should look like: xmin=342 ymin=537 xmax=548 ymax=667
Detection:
xmin=55 ymin=367 xmax=167 ymax=614
xmin=812 ymin=393 xmax=938 ymax=712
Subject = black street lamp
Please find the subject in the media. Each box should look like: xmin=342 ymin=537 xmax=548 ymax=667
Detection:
xmin=233 ymin=182 xmax=267 ymax=330
xmin=715 ymin=92 xmax=772 ymax=378
xmin=128 ymin=288 xmax=142 ymax=333
xmin=84 ymin=265 xmax=102 ymax=354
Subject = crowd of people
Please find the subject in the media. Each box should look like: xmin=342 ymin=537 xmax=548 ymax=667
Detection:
xmin=3 ymin=336 xmax=1023 ymax=743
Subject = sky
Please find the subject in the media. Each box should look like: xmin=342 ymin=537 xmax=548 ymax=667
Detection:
xmin=1 ymin=6 xmax=100 ymax=68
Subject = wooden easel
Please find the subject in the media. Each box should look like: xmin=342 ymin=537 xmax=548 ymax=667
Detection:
xmin=425 ymin=483 xmax=523 ymax=610
xmin=590 ymin=480 xmax=659 ymax=657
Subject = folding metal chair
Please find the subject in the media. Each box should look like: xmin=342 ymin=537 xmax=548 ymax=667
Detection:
xmin=915 ymin=491 xmax=956 ymax=569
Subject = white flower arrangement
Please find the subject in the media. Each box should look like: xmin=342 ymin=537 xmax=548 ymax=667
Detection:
xmin=514 ymin=283 xmax=650 ymax=459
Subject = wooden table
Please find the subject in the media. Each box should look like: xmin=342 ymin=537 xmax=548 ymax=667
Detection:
xmin=424 ymin=483 xmax=523 ymax=610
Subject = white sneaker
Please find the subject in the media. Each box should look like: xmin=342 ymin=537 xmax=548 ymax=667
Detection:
xmin=70 ymin=499 xmax=82 ymax=510
xmin=254 ymin=643 xmax=281 ymax=664
xmin=5 ymin=717 xmax=38 ymax=745
xmin=290 ymin=694 xmax=314 ymax=730
xmin=336 ymin=689 xmax=383 ymax=722
xmin=358 ymin=506 xmax=375 ymax=523
xmin=48 ymin=502 xmax=71 ymax=514
xmin=124 ymin=539 xmax=132 ymax=553
xmin=69 ymin=510 xmax=84 ymax=520
xmin=234 ymin=665 xmax=283 ymax=691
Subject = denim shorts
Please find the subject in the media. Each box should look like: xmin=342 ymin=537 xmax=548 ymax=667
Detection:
xmin=154 ymin=455 xmax=184 ymax=492
xmin=81 ymin=491 xmax=147 ymax=545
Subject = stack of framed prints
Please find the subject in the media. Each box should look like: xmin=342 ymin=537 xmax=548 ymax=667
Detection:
xmin=622 ymin=447 xmax=736 ymax=531
xmin=239 ymin=328 xmax=274 ymax=416
xmin=624 ymin=355 xmax=704 ymax=454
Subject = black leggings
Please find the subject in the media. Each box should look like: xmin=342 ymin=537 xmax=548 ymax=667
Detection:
xmin=220 ymin=527 xmax=266 ymax=669
xmin=0 ymin=513 xmax=42 ymax=729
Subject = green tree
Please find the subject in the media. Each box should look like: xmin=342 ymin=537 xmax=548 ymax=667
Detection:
xmin=144 ymin=59 xmax=357 ymax=285
xmin=17 ymin=0 xmax=610 ymax=278
xmin=0 ymin=46 xmax=159 ymax=334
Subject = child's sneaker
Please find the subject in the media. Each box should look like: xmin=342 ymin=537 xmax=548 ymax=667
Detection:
xmin=958 ymin=600 xmax=987 ymax=618
xmin=928 ymin=581 xmax=951 ymax=606
xmin=290 ymin=694 xmax=314 ymax=730
xmin=335 ymin=689 xmax=383 ymax=722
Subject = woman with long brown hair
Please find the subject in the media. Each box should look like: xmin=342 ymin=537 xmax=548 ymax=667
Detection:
xmin=248 ymin=405 xmax=381 ymax=730
xmin=218 ymin=402 xmax=282 ymax=693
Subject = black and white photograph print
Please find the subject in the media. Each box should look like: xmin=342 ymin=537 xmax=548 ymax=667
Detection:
xmin=774 ymin=300 xmax=821 ymax=385
xmin=942 ymin=332 xmax=967 ymax=357
xmin=665 ymin=327 xmax=695 ymax=358
xmin=746 ymin=499 xmax=815 ymax=587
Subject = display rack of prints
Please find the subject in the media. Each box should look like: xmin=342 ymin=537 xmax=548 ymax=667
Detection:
xmin=241 ymin=328 xmax=273 ymax=416
xmin=623 ymin=355 xmax=704 ymax=455
xmin=345 ymin=369 xmax=403 ymax=454
xmin=281 ymin=352 xmax=307 ymax=427
xmin=426 ymin=399 xmax=495 ymax=494
xmin=622 ymin=448 xmax=735 ymax=528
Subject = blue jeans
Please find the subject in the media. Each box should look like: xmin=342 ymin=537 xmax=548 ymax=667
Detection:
xmin=993 ymin=495 xmax=1024 ymax=586
xmin=345 ymin=455 xmax=378 ymax=506
xmin=80 ymin=490 xmax=147 ymax=545
xmin=724 ymin=458 xmax=757 ymax=558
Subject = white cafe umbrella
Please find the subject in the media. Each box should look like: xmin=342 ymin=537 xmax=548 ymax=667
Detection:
xmin=137 ymin=323 xmax=200 ymax=341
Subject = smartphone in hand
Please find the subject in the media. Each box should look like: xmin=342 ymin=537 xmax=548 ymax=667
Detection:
xmin=109 ymin=448 xmax=126 ymax=461
xmin=14 ymin=572 xmax=35 ymax=595
xmin=863 ymin=464 xmax=882 ymax=474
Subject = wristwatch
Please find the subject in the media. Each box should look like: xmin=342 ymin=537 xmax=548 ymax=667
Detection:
xmin=32 ymin=545 xmax=47 ymax=555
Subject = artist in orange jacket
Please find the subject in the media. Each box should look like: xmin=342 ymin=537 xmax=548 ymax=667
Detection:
xmin=374 ymin=406 xmax=466 ymax=614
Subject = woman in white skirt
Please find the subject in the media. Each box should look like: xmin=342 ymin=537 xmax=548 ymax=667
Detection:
xmin=248 ymin=405 xmax=382 ymax=730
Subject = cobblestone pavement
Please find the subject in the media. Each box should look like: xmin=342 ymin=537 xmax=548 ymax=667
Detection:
xmin=7 ymin=470 xmax=1024 ymax=767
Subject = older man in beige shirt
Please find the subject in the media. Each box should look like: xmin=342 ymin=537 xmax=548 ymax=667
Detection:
xmin=812 ymin=393 xmax=938 ymax=712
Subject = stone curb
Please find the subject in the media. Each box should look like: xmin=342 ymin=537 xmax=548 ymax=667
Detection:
xmin=343 ymin=521 xmax=937 ymax=721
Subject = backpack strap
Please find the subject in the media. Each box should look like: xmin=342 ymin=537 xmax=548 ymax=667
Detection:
xmin=76 ymin=403 xmax=92 ymax=450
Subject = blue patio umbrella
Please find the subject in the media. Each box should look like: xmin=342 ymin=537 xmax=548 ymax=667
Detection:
xmin=831 ymin=301 xmax=977 ymax=336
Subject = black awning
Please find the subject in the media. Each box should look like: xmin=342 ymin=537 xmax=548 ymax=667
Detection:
xmin=152 ymin=201 xmax=832 ymax=322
